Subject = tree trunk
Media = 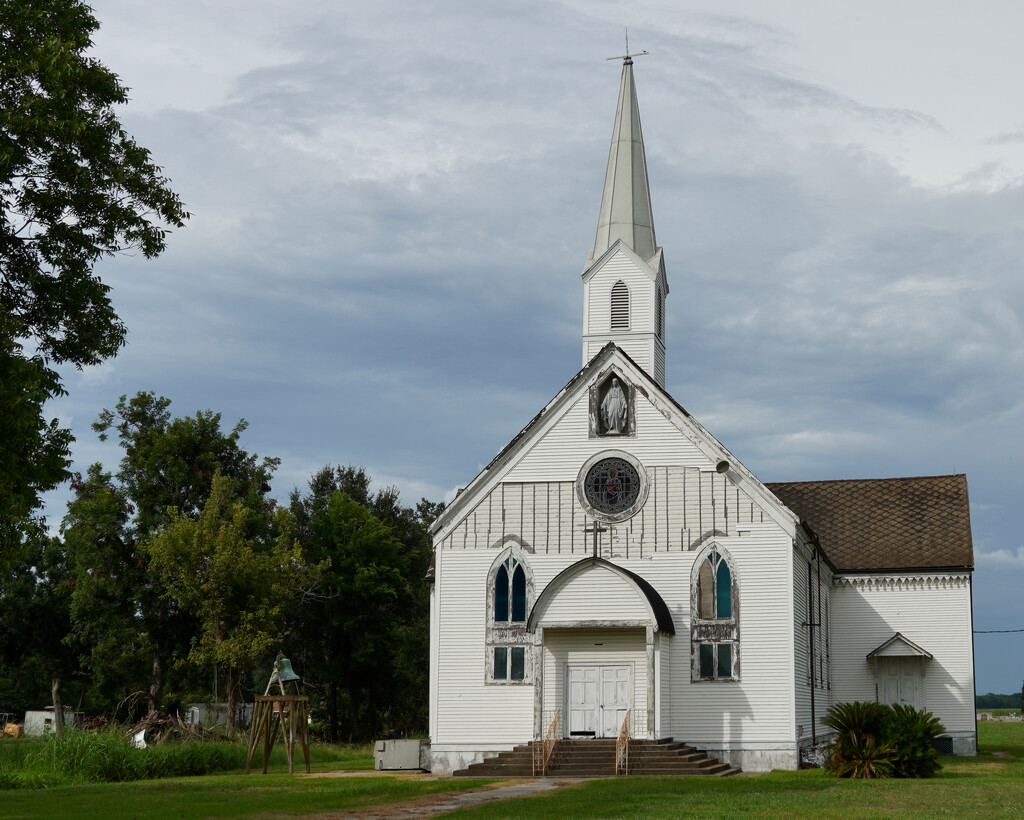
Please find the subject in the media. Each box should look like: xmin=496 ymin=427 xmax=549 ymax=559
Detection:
xmin=148 ymin=647 xmax=165 ymax=715
xmin=225 ymin=667 xmax=237 ymax=740
xmin=51 ymin=677 xmax=64 ymax=737
xmin=328 ymin=681 xmax=337 ymax=743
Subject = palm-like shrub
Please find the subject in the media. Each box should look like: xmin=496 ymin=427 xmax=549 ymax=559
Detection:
xmin=821 ymin=701 xmax=944 ymax=779
xmin=825 ymin=730 xmax=894 ymax=779
xmin=822 ymin=701 xmax=890 ymax=739
xmin=884 ymin=704 xmax=945 ymax=778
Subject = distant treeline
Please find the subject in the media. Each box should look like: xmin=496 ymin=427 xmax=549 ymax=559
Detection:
xmin=976 ymin=692 xmax=1023 ymax=709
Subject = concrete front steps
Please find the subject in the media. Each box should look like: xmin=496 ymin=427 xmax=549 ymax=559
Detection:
xmin=453 ymin=738 xmax=740 ymax=778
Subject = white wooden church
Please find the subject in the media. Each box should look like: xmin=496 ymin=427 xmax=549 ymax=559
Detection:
xmin=426 ymin=56 xmax=976 ymax=773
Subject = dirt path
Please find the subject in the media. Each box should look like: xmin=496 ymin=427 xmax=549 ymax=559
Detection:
xmin=303 ymin=775 xmax=574 ymax=819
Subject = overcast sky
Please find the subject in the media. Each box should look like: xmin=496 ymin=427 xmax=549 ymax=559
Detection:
xmin=42 ymin=0 xmax=1024 ymax=693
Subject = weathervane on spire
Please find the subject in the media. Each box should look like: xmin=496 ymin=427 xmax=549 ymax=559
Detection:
xmin=606 ymin=29 xmax=648 ymax=65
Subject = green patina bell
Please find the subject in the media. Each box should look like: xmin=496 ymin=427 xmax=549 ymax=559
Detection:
xmin=277 ymin=657 xmax=300 ymax=682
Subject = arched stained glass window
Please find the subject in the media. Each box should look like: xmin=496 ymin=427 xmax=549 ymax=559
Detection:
xmin=488 ymin=549 xmax=532 ymax=684
xmin=495 ymin=565 xmax=509 ymax=621
xmin=697 ymin=550 xmax=732 ymax=620
xmin=494 ymin=556 xmax=526 ymax=625
xmin=692 ymin=545 xmax=738 ymax=681
xmin=511 ymin=564 xmax=526 ymax=622
xmin=716 ymin=560 xmax=732 ymax=618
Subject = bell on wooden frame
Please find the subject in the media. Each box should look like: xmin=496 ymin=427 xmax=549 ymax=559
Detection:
xmin=264 ymin=653 xmax=302 ymax=695
xmin=277 ymin=657 xmax=300 ymax=683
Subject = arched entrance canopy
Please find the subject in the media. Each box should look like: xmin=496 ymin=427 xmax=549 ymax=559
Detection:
xmin=526 ymin=557 xmax=675 ymax=634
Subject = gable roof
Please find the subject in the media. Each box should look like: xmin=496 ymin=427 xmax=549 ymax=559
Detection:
xmin=767 ymin=475 xmax=973 ymax=572
xmin=431 ymin=342 xmax=800 ymax=539
xmin=867 ymin=632 xmax=933 ymax=660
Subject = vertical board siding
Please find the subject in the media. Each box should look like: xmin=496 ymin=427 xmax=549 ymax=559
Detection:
xmin=831 ymin=575 xmax=975 ymax=733
xmin=442 ymin=467 xmax=769 ymax=558
xmin=441 ymin=389 xmax=772 ymax=556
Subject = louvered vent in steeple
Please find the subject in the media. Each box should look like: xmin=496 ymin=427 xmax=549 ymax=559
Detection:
xmin=610 ymin=281 xmax=630 ymax=330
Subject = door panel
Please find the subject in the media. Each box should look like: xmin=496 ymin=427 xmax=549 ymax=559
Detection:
xmin=568 ymin=665 xmax=631 ymax=738
xmin=568 ymin=667 xmax=599 ymax=736
xmin=879 ymin=657 xmax=921 ymax=709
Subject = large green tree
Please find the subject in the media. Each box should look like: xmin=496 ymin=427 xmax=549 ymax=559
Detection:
xmin=0 ymin=0 xmax=188 ymax=552
xmin=147 ymin=472 xmax=314 ymax=737
xmin=289 ymin=466 xmax=438 ymax=741
xmin=63 ymin=392 xmax=277 ymax=714
xmin=0 ymin=521 xmax=80 ymax=733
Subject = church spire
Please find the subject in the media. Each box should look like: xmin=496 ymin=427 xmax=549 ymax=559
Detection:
xmin=581 ymin=49 xmax=668 ymax=387
xmin=586 ymin=53 xmax=657 ymax=270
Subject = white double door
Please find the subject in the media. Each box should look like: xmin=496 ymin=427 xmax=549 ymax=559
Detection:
xmin=567 ymin=665 xmax=631 ymax=738
xmin=879 ymin=657 xmax=922 ymax=709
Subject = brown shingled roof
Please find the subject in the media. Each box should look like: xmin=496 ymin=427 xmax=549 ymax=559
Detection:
xmin=766 ymin=475 xmax=974 ymax=572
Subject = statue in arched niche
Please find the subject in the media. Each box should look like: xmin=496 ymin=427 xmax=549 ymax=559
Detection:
xmin=601 ymin=377 xmax=629 ymax=435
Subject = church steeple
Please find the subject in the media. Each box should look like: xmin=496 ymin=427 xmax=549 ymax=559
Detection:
xmin=586 ymin=55 xmax=658 ymax=269
xmin=582 ymin=52 xmax=668 ymax=387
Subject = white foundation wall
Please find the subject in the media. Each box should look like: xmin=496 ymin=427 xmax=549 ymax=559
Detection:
xmin=831 ymin=573 xmax=976 ymax=753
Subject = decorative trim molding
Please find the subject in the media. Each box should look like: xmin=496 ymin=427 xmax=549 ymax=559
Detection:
xmin=834 ymin=573 xmax=970 ymax=591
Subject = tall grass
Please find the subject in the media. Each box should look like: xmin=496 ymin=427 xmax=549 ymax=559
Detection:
xmin=0 ymin=730 xmax=371 ymax=789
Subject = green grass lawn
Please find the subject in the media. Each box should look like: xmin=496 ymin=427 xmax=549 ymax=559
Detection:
xmin=1 ymin=773 xmax=494 ymax=819
xmin=2 ymin=723 xmax=1022 ymax=819
xmin=442 ymin=722 xmax=1024 ymax=819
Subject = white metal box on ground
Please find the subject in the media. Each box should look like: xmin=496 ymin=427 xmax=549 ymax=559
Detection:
xmin=23 ymin=710 xmax=83 ymax=736
xmin=374 ymin=739 xmax=423 ymax=770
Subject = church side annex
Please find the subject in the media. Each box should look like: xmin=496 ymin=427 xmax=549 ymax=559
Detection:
xmin=425 ymin=54 xmax=976 ymax=774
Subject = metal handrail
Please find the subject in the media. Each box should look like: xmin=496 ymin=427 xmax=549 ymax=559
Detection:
xmin=615 ymin=709 xmax=631 ymax=775
xmin=533 ymin=710 xmax=561 ymax=776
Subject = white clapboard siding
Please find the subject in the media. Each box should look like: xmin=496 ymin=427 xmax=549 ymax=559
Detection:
xmin=535 ymin=564 xmax=651 ymax=625
xmin=505 ymin=393 xmax=708 ymax=481
xmin=831 ymin=574 xmax=975 ymax=733
xmin=434 ymin=550 xmax=534 ymax=745
xmin=435 ymin=519 xmax=799 ymax=752
xmin=584 ymin=248 xmax=655 ymax=335
xmin=793 ymin=552 xmax=835 ymax=740
xmin=668 ymin=525 xmax=797 ymax=745
xmin=543 ymin=628 xmax=648 ymax=729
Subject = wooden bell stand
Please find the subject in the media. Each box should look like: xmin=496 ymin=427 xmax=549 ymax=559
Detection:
xmin=246 ymin=657 xmax=310 ymax=774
